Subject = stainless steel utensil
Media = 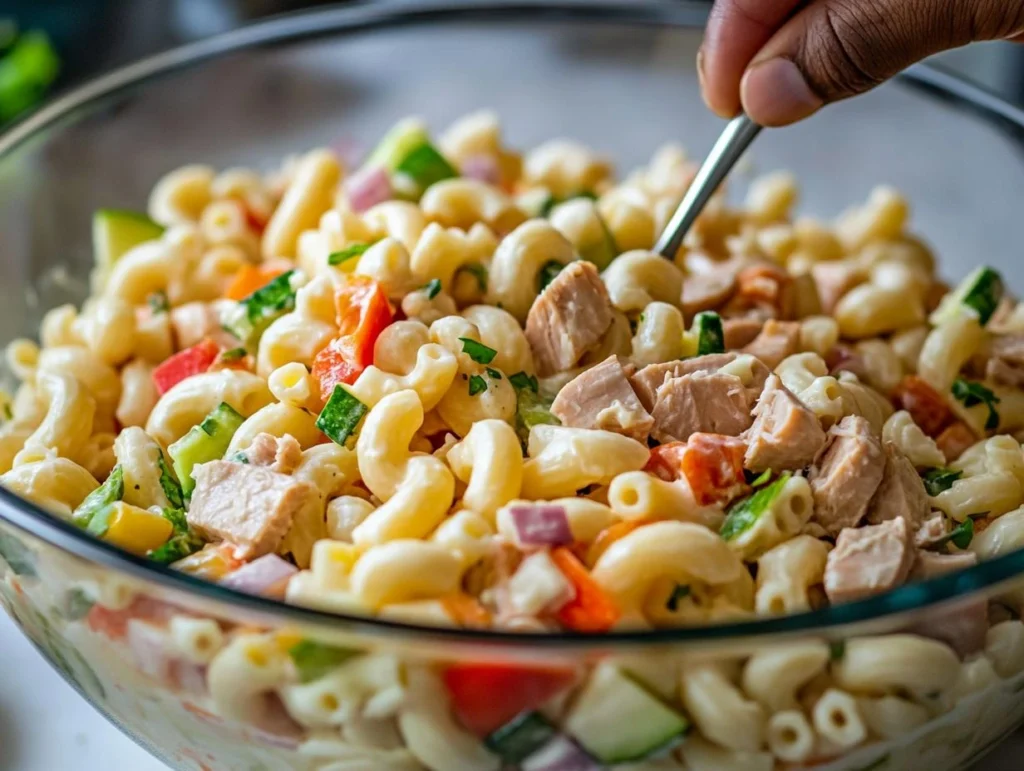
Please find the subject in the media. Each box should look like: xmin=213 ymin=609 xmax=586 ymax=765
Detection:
xmin=654 ymin=114 xmax=762 ymax=258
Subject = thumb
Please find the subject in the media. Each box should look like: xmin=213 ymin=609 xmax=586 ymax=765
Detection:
xmin=740 ymin=0 xmax=1024 ymax=126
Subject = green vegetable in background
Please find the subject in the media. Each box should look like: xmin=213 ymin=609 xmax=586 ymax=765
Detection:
xmin=0 ymin=30 xmax=60 ymax=123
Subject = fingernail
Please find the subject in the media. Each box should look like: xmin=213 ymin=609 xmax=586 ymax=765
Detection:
xmin=741 ymin=57 xmax=823 ymax=126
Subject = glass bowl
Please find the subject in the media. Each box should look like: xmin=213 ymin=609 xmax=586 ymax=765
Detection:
xmin=3 ymin=2 xmax=1024 ymax=770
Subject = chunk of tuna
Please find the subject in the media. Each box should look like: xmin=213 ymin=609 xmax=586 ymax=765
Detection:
xmin=909 ymin=550 xmax=987 ymax=656
xmin=824 ymin=517 xmax=914 ymax=604
xmin=743 ymin=374 xmax=826 ymax=472
xmin=243 ymin=432 xmax=303 ymax=475
xmin=915 ymin=514 xmax=948 ymax=548
xmin=682 ymin=270 xmax=736 ymax=319
xmin=986 ymin=334 xmax=1024 ymax=387
xmin=525 ymin=261 xmax=613 ymax=376
xmin=631 ymin=352 xmax=768 ymax=412
xmin=742 ymin=320 xmax=801 ymax=369
xmin=812 ymin=262 xmax=864 ymax=314
xmin=810 ymin=415 xmax=885 ymax=535
xmin=187 ymin=461 xmax=319 ymax=560
xmin=649 ymin=372 xmax=753 ymax=444
xmin=723 ymin=317 xmax=764 ymax=350
xmin=551 ymin=355 xmax=653 ymax=442
xmin=866 ymin=442 xmax=930 ymax=529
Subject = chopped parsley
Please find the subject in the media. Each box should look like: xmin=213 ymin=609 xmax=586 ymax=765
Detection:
xmin=316 ymin=386 xmax=369 ymax=446
xmin=327 ymin=242 xmax=373 ymax=266
xmin=424 ymin=278 xmax=442 ymax=299
xmin=829 ymin=640 xmax=846 ymax=660
xmin=666 ymin=584 xmax=691 ymax=612
xmin=509 ymin=371 xmax=539 ymax=392
xmin=2 ymin=403 xmax=11 ymax=422
xmin=486 ymin=367 xmax=502 ymax=379
xmin=219 ymin=347 xmax=248 ymax=362
xmin=221 ymin=270 xmax=299 ymax=345
xmin=922 ymin=467 xmax=962 ymax=497
xmin=930 ymin=515 xmax=984 ymax=551
xmin=951 ymin=377 xmax=1000 ymax=431
xmin=744 ymin=469 xmax=772 ymax=487
xmin=459 ymin=337 xmax=497 ymax=365
xmin=468 ymin=374 xmax=488 ymax=396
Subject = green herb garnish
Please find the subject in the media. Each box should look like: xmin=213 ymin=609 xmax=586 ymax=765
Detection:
xmin=219 ymin=347 xmax=248 ymax=362
xmin=328 ymin=242 xmax=373 ymax=266
xmin=459 ymin=263 xmax=488 ymax=292
xmin=922 ymin=467 xmax=963 ymax=497
xmin=147 ymin=291 xmax=169 ymax=314
xmin=509 ymin=371 xmax=539 ymax=392
xmin=468 ymin=374 xmax=488 ymax=396
xmin=316 ymin=386 xmax=369 ymax=446
xmin=460 ymin=337 xmax=497 ymax=365
xmin=666 ymin=584 xmax=691 ymax=612
xmin=745 ymin=469 xmax=772 ymax=488
xmin=829 ymin=640 xmax=846 ymax=660
xmin=486 ymin=367 xmax=502 ymax=379
xmin=221 ymin=270 xmax=299 ymax=345
xmin=951 ymin=377 xmax=1000 ymax=431
xmin=424 ymin=278 xmax=442 ymax=299
xmin=537 ymin=260 xmax=565 ymax=292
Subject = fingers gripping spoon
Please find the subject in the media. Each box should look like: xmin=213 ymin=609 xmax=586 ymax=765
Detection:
xmin=654 ymin=114 xmax=762 ymax=259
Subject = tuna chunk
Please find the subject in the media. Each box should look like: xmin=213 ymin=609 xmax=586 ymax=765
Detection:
xmin=866 ymin=442 xmax=930 ymax=529
xmin=723 ymin=317 xmax=764 ymax=350
xmin=743 ymin=374 xmax=826 ymax=472
xmin=824 ymin=517 xmax=914 ymax=604
xmin=187 ymin=461 xmax=319 ymax=560
xmin=810 ymin=416 xmax=885 ymax=535
xmin=914 ymin=514 xmax=948 ymax=548
xmin=909 ymin=550 xmax=987 ymax=656
xmin=682 ymin=270 xmax=736 ymax=319
xmin=631 ymin=352 xmax=768 ymax=412
xmin=551 ymin=355 xmax=653 ymax=442
xmin=812 ymin=262 xmax=863 ymax=314
xmin=742 ymin=320 xmax=801 ymax=369
xmin=986 ymin=334 xmax=1024 ymax=387
xmin=525 ymin=261 xmax=613 ymax=376
xmin=243 ymin=433 xmax=303 ymax=475
xmin=649 ymin=372 xmax=753 ymax=444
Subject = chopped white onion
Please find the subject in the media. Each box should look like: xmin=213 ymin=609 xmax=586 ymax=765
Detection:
xmin=507 ymin=504 xmax=573 ymax=547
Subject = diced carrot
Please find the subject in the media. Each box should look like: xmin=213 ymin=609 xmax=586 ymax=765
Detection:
xmin=224 ymin=264 xmax=285 ymax=301
xmin=312 ymin=276 xmax=393 ymax=397
xmin=151 ymin=338 xmax=220 ymax=395
xmin=551 ymin=547 xmax=620 ymax=633
xmin=893 ymin=375 xmax=953 ymax=437
xmin=936 ymin=420 xmax=977 ymax=463
xmin=586 ymin=518 xmax=653 ymax=567
xmin=644 ymin=442 xmax=688 ymax=482
xmin=680 ymin=433 xmax=747 ymax=506
xmin=441 ymin=593 xmax=492 ymax=628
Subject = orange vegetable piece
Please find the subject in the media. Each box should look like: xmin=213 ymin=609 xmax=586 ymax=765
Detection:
xmin=586 ymin=518 xmax=653 ymax=567
xmin=551 ymin=547 xmax=620 ymax=633
xmin=680 ymin=433 xmax=747 ymax=506
xmin=894 ymin=375 xmax=953 ymax=437
xmin=441 ymin=593 xmax=492 ymax=628
xmin=224 ymin=264 xmax=285 ymax=301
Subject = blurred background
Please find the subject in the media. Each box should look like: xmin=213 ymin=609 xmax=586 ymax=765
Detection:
xmin=0 ymin=0 xmax=1023 ymax=128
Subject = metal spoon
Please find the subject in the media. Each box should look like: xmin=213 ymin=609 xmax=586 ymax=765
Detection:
xmin=654 ymin=114 xmax=762 ymax=259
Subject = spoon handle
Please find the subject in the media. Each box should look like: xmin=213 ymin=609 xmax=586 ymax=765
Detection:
xmin=654 ymin=114 xmax=762 ymax=259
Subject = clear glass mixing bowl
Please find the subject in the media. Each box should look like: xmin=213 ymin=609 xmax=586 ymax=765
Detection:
xmin=3 ymin=2 xmax=1024 ymax=769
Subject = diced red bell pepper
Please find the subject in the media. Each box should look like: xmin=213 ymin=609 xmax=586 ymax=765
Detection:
xmin=551 ymin=547 xmax=620 ymax=633
xmin=443 ymin=662 xmax=577 ymax=736
xmin=312 ymin=276 xmax=393 ymax=398
xmin=152 ymin=338 xmax=220 ymax=395
xmin=893 ymin=375 xmax=953 ymax=437
xmin=680 ymin=433 xmax=748 ymax=506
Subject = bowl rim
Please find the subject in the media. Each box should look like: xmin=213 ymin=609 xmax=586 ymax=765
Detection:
xmin=3 ymin=0 xmax=1024 ymax=649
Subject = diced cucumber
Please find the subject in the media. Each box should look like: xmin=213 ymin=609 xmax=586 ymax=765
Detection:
xmin=220 ymin=270 xmax=301 ymax=346
xmin=485 ymin=712 xmax=557 ymax=764
xmin=72 ymin=465 xmax=124 ymax=529
xmin=288 ymin=639 xmax=361 ymax=683
xmin=931 ymin=266 xmax=1004 ymax=327
xmin=514 ymin=387 xmax=560 ymax=447
xmin=564 ymin=665 xmax=689 ymax=765
xmin=92 ymin=209 xmax=164 ymax=280
xmin=168 ymin=402 xmax=245 ymax=497
xmin=365 ymin=118 xmax=457 ymax=196
xmin=693 ymin=311 xmax=725 ymax=356
xmin=316 ymin=386 xmax=368 ymax=446
xmin=719 ymin=473 xmax=791 ymax=541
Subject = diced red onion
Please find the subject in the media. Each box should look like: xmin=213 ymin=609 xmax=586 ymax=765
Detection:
xmin=460 ymin=153 xmax=502 ymax=185
xmin=219 ymin=554 xmax=297 ymax=599
xmin=508 ymin=504 xmax=573 ymax=547
xmin=347 ymin=166 xmax=392 ymax=212
xmin=523 ymin=736 xmax=601 ymax=771
xmin=126 ymin=619 xmax=174 ymax=682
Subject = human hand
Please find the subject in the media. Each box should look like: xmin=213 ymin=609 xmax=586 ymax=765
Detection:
xmin=699 ymin=0 xmax=1024 ymax=126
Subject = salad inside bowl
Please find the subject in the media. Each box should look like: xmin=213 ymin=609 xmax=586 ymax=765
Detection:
xmin=5 ymin=2 xmax=1024 ymax=770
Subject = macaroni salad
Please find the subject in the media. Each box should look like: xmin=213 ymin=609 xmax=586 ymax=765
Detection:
xmin=5 ymin=111 xmax=1024 ymax=768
